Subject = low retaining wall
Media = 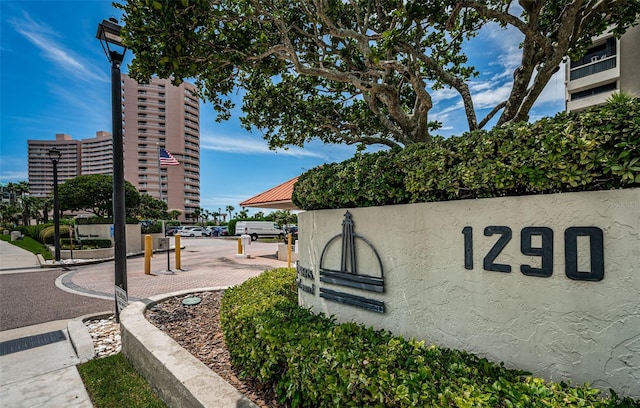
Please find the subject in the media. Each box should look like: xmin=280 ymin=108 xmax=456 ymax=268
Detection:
xmin=76 ymin=224 xmax=142 ymax=254
xmin=59 ymin=247 xmax=113 ymax=260
xmin=120 ymin=289 xmax=259 ymax=408
xmin=297 ymin=188 xmax=640 ymax=397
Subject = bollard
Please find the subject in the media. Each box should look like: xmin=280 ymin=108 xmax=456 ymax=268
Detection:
xmin=144 ymin=234 xmax=152 ymax=275
xmin=237 ymin=237 xmax=242 ymax=254
xmin=287 ymin=233 xmax=292 ymax=268
xmin=175 ymin=234 xmax=181 ymax=270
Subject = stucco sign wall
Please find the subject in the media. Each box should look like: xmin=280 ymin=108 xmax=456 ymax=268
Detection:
xmin=297 ymin=188 xmax=640 ymax=398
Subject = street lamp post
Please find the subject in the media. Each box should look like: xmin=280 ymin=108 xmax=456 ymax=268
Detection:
xmin=48 ymin=149 xmax=61 ymax=262
xmin=97 ymin=18 xmax=128 ymax=321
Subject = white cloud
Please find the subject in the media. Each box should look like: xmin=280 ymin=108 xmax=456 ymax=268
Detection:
xmin=432 ymin=101 xmax=463 ymax=117
xmin=472 ymin=82 xmax=513 ymax=109
xmin=200 ymin=132 xmax=327 ymax=159
xmin=533 ymin=63 xmax=566 ymax=106
xmin=0 ymin=168 xmax=28 ymax=183
xmin=9 ymin=12 xmax=108 ymax=83
xmin=200 ymin=194 xmax=254 ymax=207
xmin=431 ymin=87 xmax=460 ymax=103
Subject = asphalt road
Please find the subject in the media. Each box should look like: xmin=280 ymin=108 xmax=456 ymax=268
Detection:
xmin=0 ymin=268 xmax=114 ymax=331
xmin=0 ymin=237 xmax=283 ymax=331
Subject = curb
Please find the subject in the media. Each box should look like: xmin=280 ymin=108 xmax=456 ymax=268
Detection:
xmin=120 ymin=287 xmax=259 ymax=408
xmin=67 ymin=311 xmax=113 ymax=363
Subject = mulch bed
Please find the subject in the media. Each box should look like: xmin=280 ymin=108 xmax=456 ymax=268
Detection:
xmin=145 ymin=291 xmax=284 ymax=408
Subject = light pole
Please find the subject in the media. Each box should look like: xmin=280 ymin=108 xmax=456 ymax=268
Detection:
xmin=48 ymin=148 xmax=61 ymax=262
xmin=97 ymin=18 xmax=128 ymax=321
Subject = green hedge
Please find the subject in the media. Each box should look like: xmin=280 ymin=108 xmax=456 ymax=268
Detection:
xmin=293 ymin=98 xmax=640 ymax=210
xmin=76 ymin=217 xmax=139 ymax=225
xmin=141 ymin=221 xmax=163 ymax=234
xmin=220 ymin=270 xmax=638 ymax=407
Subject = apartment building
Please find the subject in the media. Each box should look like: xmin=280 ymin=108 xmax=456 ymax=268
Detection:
xmin=566 ymin=24 xmax=640 ymax=112
xmin=27 ymin=133 xmax=81 ymax=198
xmin=81 ymin=130 xmax=113 ymax=175
xmin=121 ymin=75 xmax=200 ymax=221
xmin=27 ymin=76 xmax=200 ymax=221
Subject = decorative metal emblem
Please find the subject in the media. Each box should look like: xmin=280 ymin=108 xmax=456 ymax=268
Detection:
xmin=318 ymin=211 xmax=385 ymax=313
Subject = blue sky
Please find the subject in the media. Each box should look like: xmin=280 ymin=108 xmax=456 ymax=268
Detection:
xmin=0 ymin=1 xmax=565 ymax=215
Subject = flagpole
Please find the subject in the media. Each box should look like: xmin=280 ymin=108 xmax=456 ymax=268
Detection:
xmin=157 ymin=143 xmax=162 ymax=202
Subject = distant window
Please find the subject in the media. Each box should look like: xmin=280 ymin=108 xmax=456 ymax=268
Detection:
xmin=571 ymin=38 xmax=616 ymax=69
xmin=570 ymin=82 xmax=617 ymax=100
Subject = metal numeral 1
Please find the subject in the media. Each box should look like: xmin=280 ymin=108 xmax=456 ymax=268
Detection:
xmin=462 ymin=226 xmax=473 ymax=270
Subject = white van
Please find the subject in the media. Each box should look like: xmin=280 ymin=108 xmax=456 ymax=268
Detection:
xmin=235 ymin=221 xmax=284 ymax=241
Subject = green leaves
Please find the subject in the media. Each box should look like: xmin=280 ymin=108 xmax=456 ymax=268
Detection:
xmin=219 ymin=268 xmax=638 ymax=407
xmin=294 ymin=99 xmax=640 ymax=210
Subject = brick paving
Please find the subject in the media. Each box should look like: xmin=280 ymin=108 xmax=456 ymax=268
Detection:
xmin=62 ymin=239 xmax=292 ymax=301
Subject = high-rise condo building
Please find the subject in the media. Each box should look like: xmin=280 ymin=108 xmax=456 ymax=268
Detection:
xmin=28 ymin=133 xmax=81 ymax=198
xmin=121 ymin=75 xmax=200 ymax=221
xmin=565 ymin=24 xmax=640 ymax=112
xmin=81 ymin=131 xmax=113 ymax=175
xmin=27 ymin=76 xmax=200 ymax=221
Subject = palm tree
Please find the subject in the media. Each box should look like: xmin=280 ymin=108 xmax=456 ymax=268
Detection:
xmin=6 ymin=181 xmax=30 ymax=204
xmin=20 ymin=196 xmax=40 ymax=226
xmin=0 ymin=202 xmax=18 ymax=225
xmin=191 ymin=208 xmax=202 ymax=224
xmin=37 ymin=196 xmax=53 ymax=223
xmin=225 ymin=205 xmax=234 ymax=221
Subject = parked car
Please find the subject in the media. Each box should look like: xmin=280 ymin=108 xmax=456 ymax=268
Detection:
xmin=282 ymin=226 xmax=298 ymax=244
xmin=165 ymin=226 xmax=181 ymax=236
xmin=184 ymin=227 xmax=207 ymax=237
xmin=208 ymin=226 xmax=229 ymax=237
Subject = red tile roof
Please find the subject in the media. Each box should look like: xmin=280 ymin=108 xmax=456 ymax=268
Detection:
xmin=239 ymin=177 xmax=299 ymax=210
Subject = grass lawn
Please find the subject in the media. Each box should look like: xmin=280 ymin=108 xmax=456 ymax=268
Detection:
xmin=0 ymin=234 xmax=53 ymax=260
xmin=78 ymin=354 xmax=166 ymax=408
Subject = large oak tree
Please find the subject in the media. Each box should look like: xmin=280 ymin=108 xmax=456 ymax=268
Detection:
xmin=119 ymin=0 xmax=639 ymax=149
xmin=58 ymin=174 xmax=141 ymax=217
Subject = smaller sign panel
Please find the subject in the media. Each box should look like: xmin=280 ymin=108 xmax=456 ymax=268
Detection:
xmin=158 ymin=237 xmax=169 ymax=250
xmin=115 ymin=285 xmax=128 ymax=315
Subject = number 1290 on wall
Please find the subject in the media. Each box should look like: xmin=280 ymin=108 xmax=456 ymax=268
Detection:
xmin=461 ymin=226 xmax=604 ymax=281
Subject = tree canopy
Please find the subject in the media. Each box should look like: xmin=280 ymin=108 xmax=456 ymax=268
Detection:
xmin=58 ymin=174 xmax=141 ymax=217
xmin=119 ymin=0 xmax=639 ymax=149
xmin=133 ymin=193 xmax=170 ymax=220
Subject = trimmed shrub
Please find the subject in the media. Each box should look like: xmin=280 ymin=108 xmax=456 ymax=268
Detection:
xmin=220 ymin=270 xmax=639 ymax=407
xmin=141 ymin=221 xmax=163 ymax=234
xmin=76 ymin=217 xmax=139 ymax=225
xmin=79 ymin=239 xmax=112 ymax=248
xmin=293 ymin=99 xmax=640 ymax=210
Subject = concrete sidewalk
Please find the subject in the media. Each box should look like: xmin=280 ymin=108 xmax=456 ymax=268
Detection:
xmin=0 ymin=240 xmax=93 ymax=407
xmin=0 ymin=238 xmax=41 ymax=273
xmin=0 ymin=238 xmax=289 ymax=407
xmin=0 ymin=320 xmax=93 ymax=407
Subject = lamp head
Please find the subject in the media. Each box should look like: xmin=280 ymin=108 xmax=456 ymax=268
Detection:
xmin=48 ymin=148 xmax=62 ymax=163
xmin=96 ymin=18 xmax=127 ymax=63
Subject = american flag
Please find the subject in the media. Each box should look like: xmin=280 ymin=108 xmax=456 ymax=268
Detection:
xmin=159 ymin=148 xmax=180 ymax=166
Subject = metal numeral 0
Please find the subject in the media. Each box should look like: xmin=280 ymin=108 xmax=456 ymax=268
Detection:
xmin=565 ymin=227 xmax=604 ymax=281
xmin=520 ymin=227 xmax=553 ymax=277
